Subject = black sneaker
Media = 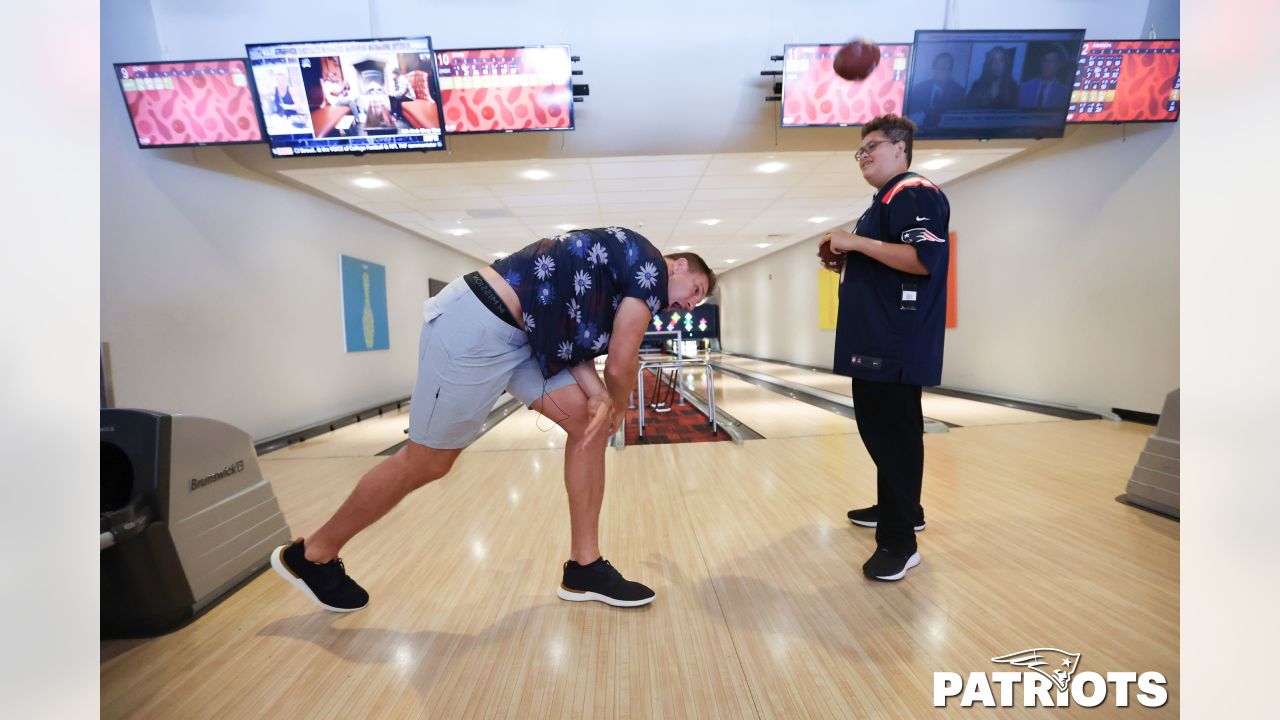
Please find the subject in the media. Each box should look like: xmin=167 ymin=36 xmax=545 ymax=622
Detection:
xmin=271 ymin=538 xmax=369 ymax=612
xmin=846 ymin=504 xmax=926 ymax=531
xmin=557 ymin=558 xmax=656 ymax=607
xmin=862 ymin=546 xmax=922 ymax=582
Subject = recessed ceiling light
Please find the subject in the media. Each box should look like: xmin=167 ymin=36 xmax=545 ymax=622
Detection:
xmin=700 ymin=218 xmax=721 ymax=226
xmin=521 ymin=169 xmax=551 ymax=180
xmin=920 ymin=158 xmax=955 ymax=171
xmin=807 ymin=216 xmax=830 ymax=224
xmin=447 ymin=228 xmax=473 ymax=236
xmin=554 ymin=223 xmax=576 ymax=231
xmin=491 ymin=252 xmax=508 ymax=258
xmin=755 ymin=162 xmax=786 ymax=174
xmin=673 ymin=245 xmax=692 ymax=251
xmin=725 ymin=259 xmax=737 ymax=264
xmin=755 ymin=243 xmax=772 ymax=249
xmin=352 ymin=177 xmax=388 ymax=189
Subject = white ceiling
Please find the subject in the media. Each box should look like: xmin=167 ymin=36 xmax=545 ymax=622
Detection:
xmin=279 ymin=146 xmax=1024 ymax=272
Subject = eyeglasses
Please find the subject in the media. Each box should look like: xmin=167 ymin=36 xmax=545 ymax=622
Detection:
xmin=855 ymin=139 xmax=898 ymax=160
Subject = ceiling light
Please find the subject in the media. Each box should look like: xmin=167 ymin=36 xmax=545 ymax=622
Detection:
xmin=755 ymin=243 xmax=772 ymax=249
xmin=554 ymin=223 xmax=576 ymax=231
xmin=755 ymin=162 xmax=786 ymax=174
xmin=807 ymin=216 xmax=829 ymax=224
xmin=491 ymin=252 xmax=508 ymax=258
xmin=447 ymin=228 xmax=473 ymax=236
xmin=920 ymin=158 xmax=955 ymax=171
xmin=352 ymin=177 xmax=388 ymax=189
xmin=521 ymin=169 xmax=551 ymax=180
xmin=725 ymin=259 xmax=737 ymax=264
xmin=700 ymin=218 xmax=721 ymax=226
xmin=673 ymin=245 xmax=691 ymax=251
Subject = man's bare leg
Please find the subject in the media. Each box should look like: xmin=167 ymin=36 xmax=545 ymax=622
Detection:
xmin=531 ymin=383 xmax=607 ymax=564
xmin=303 ymin=441 xmax=463 ymax=562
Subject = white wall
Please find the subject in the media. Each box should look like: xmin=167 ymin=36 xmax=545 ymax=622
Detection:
xmin=102 ymin=0 xmax=481 ymax=440
xmin=942 ymin=123 xmax=1178 ymax=413
xmin=718 ymin=241 xmax=838 ymax=369
xmin=719 ymin=123 xmax=1179 ymax=414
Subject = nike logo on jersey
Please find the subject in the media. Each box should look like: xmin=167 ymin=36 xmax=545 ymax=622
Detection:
xmin=916 ymin=216 xmax=930 ymax=221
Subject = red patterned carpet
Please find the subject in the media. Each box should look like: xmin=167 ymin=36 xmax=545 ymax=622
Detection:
xmin=623 ymin=368 xmax=731 ymax=445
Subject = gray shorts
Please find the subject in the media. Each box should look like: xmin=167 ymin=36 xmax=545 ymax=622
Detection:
xmin=408 ymin=277 xmax=577 ymax=449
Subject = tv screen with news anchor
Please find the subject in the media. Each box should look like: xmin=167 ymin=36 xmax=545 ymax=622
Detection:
xmin=114 ymin=59 xmax=263 ymax=148
xmin=780 ymin=43 xmax=911 ymax=128
xmin=1067 ymin=39 xmax=1179 ymax=123
xmin=246 ymin=36 xmax=446 ymax=157
xmin=434 ymin=45 xmax=574 ymax=133
xmin=903 ymin=29 xmax=1086 ymax=140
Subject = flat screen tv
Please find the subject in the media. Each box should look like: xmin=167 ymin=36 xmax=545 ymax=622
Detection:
xmin=1067 ymin=39 xmax=1179 ymax=123
xmin=903 ymin=29 xmax=1086 ymax=139
xmin=434 ymin=45 xmax=574 ymax=133
xmin=245 ymin=36 xmax=446 ymax=156
xmin=114 ymin=59 xmax=262 ymax=147
xmin=781 ymin=43 xmax=911 ymax=127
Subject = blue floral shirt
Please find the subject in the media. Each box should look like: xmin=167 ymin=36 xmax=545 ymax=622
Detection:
xmin=491 ymin=227 xmax=669 ymax=378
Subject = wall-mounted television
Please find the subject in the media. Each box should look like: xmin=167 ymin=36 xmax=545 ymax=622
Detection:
xmin=246 ymin=36 xmax=446 ymax=156
xmin=903 ymin=29 xmax=1086 ymax=139
xmin=114 ymin=59 xmax=263 ymax=148
xmin=434 ymin=45 xmax=574 ymax=134
xmin=1067 ymin=39 xmax=1179 ymax=123
xmin=781 ymin=43 xmax=911 ymax=128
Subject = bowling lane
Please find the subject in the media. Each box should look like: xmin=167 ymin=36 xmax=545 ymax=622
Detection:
xmin=261 ymin=406 xmax=412 ymax=459
xmin=716 ymin=355 xmax=1068 ymax=428
xmin=675 ymin=365 xmax=861 ymax=439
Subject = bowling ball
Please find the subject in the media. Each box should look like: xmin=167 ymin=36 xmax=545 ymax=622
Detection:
xmin=833 ymin=39 xmax=880 ymax=82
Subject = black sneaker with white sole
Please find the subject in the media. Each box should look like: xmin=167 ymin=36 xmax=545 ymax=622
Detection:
xmin=271 ymin=538 xmax=369 ymax=612
xmin=862 ymin=546 xmax=922 ymax=582
xmin=846 ymin=504 xmax=926 ymax=531
xmin=557 ymin=558 xmax=656 ymax=607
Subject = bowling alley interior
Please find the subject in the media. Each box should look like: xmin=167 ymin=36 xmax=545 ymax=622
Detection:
xmin=97 ymin=1 xmax=1184 ymax=717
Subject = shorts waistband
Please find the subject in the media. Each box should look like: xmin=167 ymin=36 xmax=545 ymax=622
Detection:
xmin=463 ymin=271 xmax=520 ymax=329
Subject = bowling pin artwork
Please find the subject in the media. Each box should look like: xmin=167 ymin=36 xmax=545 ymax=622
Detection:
xmin=362 ymin=269 xmax=375 ymax=349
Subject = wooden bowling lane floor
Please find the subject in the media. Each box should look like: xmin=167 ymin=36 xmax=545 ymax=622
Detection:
xmin=715 ymin=355 xmax=1070 ymax=428
xmin=675 ymin=365 xmax=863 ymax=439
xmin=102 ymin=410 xmax=1177 ymax=719
xmin=261 ymin=405 xmax=414 ymax=459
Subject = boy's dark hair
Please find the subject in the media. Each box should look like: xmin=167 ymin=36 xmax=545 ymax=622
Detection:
xmin=862 ymin=114 xmax=917 ymax=167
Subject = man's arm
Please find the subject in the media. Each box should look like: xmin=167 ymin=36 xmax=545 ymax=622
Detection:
xmin=569 ymin=297 xmax=651 ymax=450
xmin=569 ymin=361 xmax=607 ymax=398
xmin=822 ymin=229 xmax=929 ymax=275
xmin=602 ymin=297 xmax=652 ymax=410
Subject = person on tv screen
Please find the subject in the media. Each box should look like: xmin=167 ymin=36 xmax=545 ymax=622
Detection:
xmin=1018 ymin=45 xmax=1071 ymax=110
xmin=321 ymin=72 xmax=356 ymax=111
xmin=387 ymin=68 xmax=416 ymax=121
xmin=908 ymin=52 xmax=966 ymax=128
xmin=270 ymin=229 xmax=715 ymax=612
xmin=965 ymin=46 xmax=1018 ymax=109
xmin=271 ymin=70 xmax=307 ymax=127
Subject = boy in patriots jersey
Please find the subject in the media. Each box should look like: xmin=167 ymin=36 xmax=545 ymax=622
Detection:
xmin=818 ymin=114 xmax=950 ymax=583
